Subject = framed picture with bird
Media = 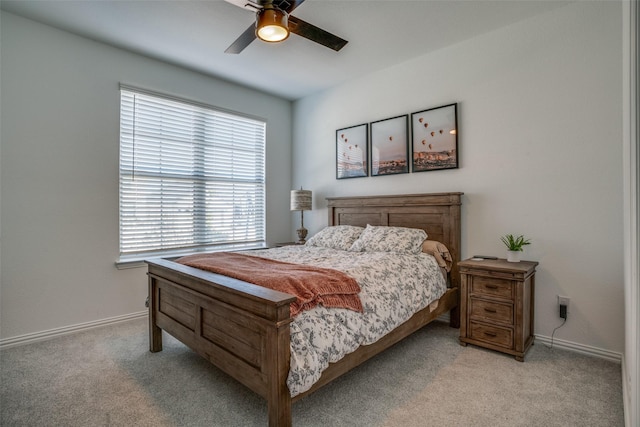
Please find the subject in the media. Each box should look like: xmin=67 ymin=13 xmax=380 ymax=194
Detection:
xmin=336 ymin=123 xmax=368 ymax=179
xmin=411 ymin=103 xmax=458 ymax=172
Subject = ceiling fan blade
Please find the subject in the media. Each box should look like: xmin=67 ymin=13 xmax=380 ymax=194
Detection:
xmin=288 ymin=16 xmax=348 ymax=51
xmin=225 ymin=24 xmax=257 ymax=54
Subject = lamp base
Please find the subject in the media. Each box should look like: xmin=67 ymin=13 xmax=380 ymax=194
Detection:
xmin=296 ymin=227 xmax=308 ymax=244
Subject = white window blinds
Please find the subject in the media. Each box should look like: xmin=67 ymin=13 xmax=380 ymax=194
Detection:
xmin=118 ymin=87 xmax=266 ymax=263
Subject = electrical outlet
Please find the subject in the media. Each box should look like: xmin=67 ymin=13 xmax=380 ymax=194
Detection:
xmin=559 ymin=304 xmax=567 ymax=319
xmin=558 ymin=295 xmax=570 ymax=308
xmin=558 ymin=295 xmax=570 ymax=319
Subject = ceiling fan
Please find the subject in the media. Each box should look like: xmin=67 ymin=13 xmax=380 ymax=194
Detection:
xmin=224 ymin=0 xmax=348 ymax=54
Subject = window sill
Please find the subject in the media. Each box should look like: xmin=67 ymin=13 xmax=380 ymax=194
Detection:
xmin=115 ymin=243 xmax=268 ymax=270
xmin=114 ymin=260 xmax=150 ymax=270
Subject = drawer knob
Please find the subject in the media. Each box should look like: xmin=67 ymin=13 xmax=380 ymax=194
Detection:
xmin=485 ymin=284 xmax=498 ymax=290
xmin=484 ymin=308 xmax=497 ymax=313
xmin=483 ymin=331 xmax=497 ymax=337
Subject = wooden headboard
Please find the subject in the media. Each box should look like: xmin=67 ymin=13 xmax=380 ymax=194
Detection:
xmin=326 ymin=192 xmax=463 ymax=288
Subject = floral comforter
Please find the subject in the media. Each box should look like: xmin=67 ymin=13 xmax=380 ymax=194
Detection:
xmin=243 ymin=245 xmax=447 ymax=397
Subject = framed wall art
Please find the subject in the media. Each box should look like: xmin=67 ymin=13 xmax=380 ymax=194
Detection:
xmin=411 ymin=103 xmax=458 ymax=172
xmin=336 ymin=123 xmax=368 ymax=179
xmin=370 ymin=115 xmax=409 ymax=176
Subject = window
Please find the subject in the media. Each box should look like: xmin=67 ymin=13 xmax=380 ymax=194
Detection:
xmin=118 ymin=86 xmax=266 ymax=264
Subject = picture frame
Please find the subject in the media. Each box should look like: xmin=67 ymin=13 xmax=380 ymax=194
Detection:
xmin=370 ymin=115 xmax=409 ymax=176
xmin=411 ymin=103 xmax=458 ymax=172
xmin=336 ymin=123 xmax=368 ymax=179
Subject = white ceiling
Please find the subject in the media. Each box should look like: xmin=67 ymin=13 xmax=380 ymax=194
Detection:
xmin=1 ymin=0 xmax=571 ymax=100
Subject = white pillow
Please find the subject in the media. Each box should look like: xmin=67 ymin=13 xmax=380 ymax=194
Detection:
xmin=349 ymin=224 xmax=427 ymax=254
xmin=305 ymin=225 xmax=365 ymax=251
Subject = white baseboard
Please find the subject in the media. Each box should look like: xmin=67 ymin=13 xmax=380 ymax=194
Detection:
xmin=0 ymin=311 xmax=623 ymax=366
xmin=0 ymin=311 xmax=148 ymax=350
xmin=534 ymin=333 xmax=622 ymax=363
xmin=438 ymin=314 xmax=620 ymax=363
xmin=438 ymin=314 xmax=621 ymax=364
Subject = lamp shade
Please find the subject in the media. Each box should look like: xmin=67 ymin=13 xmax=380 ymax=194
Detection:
xmin=256 ymin=6 xmax=289 ymax=43
xmin=290 ymin=189 xmax=312 ymax=211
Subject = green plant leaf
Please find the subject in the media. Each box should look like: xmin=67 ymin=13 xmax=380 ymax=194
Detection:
xmin=500 ymin=234 xmax=531 ymax=251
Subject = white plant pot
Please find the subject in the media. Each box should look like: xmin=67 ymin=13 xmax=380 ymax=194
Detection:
xmin=506 ymin=250 xmax=522 ymax=262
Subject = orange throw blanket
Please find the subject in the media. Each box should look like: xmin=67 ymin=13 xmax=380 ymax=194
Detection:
xmin=177 ymin=252 xmax=363 ymax=317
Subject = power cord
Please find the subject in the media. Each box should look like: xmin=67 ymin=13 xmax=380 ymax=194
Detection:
xmin=547 ymin=317 xmax=567 ymax=350
xmin=547 ymin=302 xmax=568 ymax=349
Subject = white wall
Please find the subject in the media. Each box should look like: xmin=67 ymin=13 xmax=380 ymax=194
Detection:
xmin=0 ymin=12 xmax=293 ymax=339
xmin=293 ymin=2 xmax=624 ymax=353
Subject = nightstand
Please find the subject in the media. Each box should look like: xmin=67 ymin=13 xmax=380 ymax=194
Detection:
xmin=458 ymin=258 xmax=538 ymax=361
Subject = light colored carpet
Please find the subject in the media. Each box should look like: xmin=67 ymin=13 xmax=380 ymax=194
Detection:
xmin=0 ymin=318 xmax=623 ymax=426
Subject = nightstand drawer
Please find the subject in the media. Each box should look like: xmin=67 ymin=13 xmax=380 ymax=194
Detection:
xmin=470 ymin=298 xmax=513 ymax=325
xmin=469 ymin=321 xmax=513 ymax=349
xmin=470 ymin=276 xmax=513 ymax=300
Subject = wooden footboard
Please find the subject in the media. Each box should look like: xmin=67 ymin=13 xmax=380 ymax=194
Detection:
xmin=147 ymin=258 xmax=296 ymax=427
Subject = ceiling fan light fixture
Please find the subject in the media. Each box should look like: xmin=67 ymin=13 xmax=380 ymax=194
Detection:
xmin=256 ymin=6 xmax=289 ymax=43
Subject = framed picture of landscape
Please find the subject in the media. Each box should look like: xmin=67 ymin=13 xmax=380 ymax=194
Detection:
xmin=370 ymin=115 xmax=409 ymax=176
xmin=336 ymin=123 xmax=368 ymax=179
xmin=411 ymin=103 xmax=458 ymax=172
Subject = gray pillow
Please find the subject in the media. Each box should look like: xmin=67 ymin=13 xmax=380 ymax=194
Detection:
xmin=305 ymin=225 xmax=365 ymax=251
xmin=349 ymin=224 xmax=427 ymax=254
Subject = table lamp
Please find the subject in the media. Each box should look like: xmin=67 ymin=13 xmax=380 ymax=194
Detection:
xmin=290 ymin=188 xmax=312 ymax=244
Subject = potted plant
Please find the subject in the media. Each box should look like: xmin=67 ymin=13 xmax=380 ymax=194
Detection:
xmin=500 ymin=234 xmax=531 ymax=262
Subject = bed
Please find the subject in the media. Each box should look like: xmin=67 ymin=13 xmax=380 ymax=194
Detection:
xmin=146 ymin=192 xmax=462 ymax=426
